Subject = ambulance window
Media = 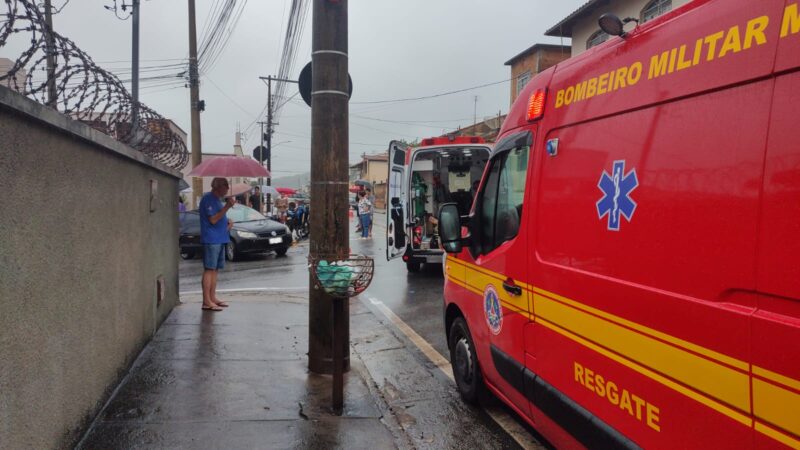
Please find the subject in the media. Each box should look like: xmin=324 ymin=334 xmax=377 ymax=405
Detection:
xmin=477 ymin=146 xmax=530 ymax=254
xmin=587 ymin=30 xmax=609 ymax=50
xmin=478 ymin=158 xmax=502 ymax=253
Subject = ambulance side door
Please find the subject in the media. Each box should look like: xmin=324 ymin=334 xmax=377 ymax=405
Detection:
xmin=387 ymin=141 xmax=408 ymax=260
xmin=468 ymin=131 xmax=533 ymax=414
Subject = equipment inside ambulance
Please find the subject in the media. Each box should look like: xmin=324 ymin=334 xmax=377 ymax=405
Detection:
xmin=386 ymin=136 xmax=490 ymax=272
xmin=437 ymin=0 xmax=800 ymax=449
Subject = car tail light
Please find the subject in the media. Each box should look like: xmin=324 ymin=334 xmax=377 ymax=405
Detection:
xmin=527 ymin=89 xmax=546 ymax=122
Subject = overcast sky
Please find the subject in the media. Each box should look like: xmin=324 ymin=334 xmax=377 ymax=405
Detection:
xmin=3 ymin=1 xmax=582 ymax=177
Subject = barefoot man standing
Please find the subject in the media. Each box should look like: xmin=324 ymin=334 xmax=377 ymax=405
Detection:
xmin=199 ymin=177 xmax=235 ymax=311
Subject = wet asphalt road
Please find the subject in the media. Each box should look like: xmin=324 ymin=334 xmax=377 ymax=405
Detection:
xmin=178 ymin=212 xmax=547 ymax=449
xmin=179 ymin=213 xmax=449 ymax=359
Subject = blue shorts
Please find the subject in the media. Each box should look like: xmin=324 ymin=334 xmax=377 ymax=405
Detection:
xmin=203 ymin=244 xmax=226 ymax=270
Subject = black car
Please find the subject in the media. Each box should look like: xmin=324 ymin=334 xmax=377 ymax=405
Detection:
xmin=179 ymin=204 xmax=292 ymax=261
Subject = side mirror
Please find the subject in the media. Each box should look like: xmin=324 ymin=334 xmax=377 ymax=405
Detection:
xmin=438 ymin=203 xmax=462 ymax=254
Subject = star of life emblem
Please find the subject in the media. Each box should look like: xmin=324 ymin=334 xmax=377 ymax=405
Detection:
xmin=596 ymin=160 xmax=639 ymax=231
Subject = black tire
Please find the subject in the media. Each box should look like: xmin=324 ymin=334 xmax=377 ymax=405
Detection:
xmin=275 ymin=246 xmax=288 ymax=257
xmin=225 ymin=241 xmax=237 ymax=261
xmin=180 ymin=249 xmax=195 ymax=260
xmin=448 ymin=317 xmax=483 ymax=404
xmin=406 ymin=260 xmax=422 ymax=273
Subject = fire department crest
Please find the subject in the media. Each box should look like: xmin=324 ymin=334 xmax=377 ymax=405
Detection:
xmin=484 ymin=285 xmax=503 ymax=335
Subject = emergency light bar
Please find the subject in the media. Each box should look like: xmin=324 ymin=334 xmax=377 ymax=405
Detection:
xmin=420 ymin=136 xmax=486 ymax=146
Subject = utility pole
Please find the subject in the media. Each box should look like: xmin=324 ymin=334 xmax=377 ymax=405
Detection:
xmin=188 ymin=0 xmax=203 ymax=208
xmin=131 ymin=0 xmax=141 ymax=132
xmin=257 ymin=120 xmax=267 ymax=205
xmin=258 ymin=75 xmax=298 ymax=212
xmin=43 ymin=0 xmax=57 ymax=107
xmin=308 ymin=0 xmax=349 ymax=410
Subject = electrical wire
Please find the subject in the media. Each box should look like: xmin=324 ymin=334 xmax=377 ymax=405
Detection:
xmin=350 ymin=78 xmax=513 ymax=105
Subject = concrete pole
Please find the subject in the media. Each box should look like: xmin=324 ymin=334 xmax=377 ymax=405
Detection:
xmin=44 ymin=0 xmax=57 ymax=108
xmin=131 ymin=0 xmax=140 ymax=133
xmin=308 ymin=0 xmax=349 ymax=382
xmin=188 ymin=0 xmax=203 ymax=208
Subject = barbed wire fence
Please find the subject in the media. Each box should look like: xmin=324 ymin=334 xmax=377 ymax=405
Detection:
xmin=0 ymin=0 xmax=189 ymax=170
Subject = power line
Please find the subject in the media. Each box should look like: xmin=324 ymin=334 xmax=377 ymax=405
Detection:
xmin=204 ymin=73 xmax=255 ymax=116
xmin=350 ymin=78 xmax=512 ymax=105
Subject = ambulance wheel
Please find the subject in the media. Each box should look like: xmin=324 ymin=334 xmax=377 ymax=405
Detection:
xmin=449 ymin=317 xmax=482 ymax=404
xmin=406 ymin=261 xmax=421 ymax=272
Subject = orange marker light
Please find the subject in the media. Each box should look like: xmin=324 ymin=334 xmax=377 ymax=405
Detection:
xmin=527 ymin=89 xmax=546 ymax=122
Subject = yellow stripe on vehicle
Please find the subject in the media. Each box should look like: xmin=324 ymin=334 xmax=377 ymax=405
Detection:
xmin=535 ymin=292 xmax=751 ymax=412
xmin=755 ymin=421 xmax=800 ymax=450
xmin=754 ymin=365 xmax=800 ymax=393
xmin=463 ymin=266 xmax=530 ymax=314
xmin=753 ymin=378 xmax=800 ymax=439
xmin=536 ymin=316 xmax=753 ymax=428
xmin=532 ymin=286 xmax=749 ymax=372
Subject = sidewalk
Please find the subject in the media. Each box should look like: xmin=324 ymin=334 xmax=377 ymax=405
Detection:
xmin=77 ymin=291 xmax=402 ymax=450
xmin=77 ymin=290 xmax=525 ymax=450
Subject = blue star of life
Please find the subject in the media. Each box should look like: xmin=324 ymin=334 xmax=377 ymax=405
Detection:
xmin=596 ymin=160 xmax=639 ymax=231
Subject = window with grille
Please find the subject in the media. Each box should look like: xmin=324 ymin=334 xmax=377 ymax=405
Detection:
xmin=516 ymin=71 xmax=531 ymax=97
xmin=586 ymin=30 xmax=609 ymax=49
xmin=642 ymin=0 xmax=672 ymax=22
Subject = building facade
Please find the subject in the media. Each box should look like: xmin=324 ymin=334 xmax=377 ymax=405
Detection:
xmin=504 ymin=44 xmax=571 ymax=105
xmin=546 ymin=0 xmax=692 ymax=56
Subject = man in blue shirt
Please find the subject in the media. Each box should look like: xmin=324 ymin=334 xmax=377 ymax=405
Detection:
xmin=199 ymin=177 xmax=235 ymax=311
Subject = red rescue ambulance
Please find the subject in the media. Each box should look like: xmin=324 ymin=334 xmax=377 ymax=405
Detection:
xmin=386 ymin=136 xmax=490 ymax=272
xmin=437 ymin=1 xmax=800 ymax=448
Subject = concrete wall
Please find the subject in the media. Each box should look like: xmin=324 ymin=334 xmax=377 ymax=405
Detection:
xmin=0 ymin=86 xmax=181 ymax=449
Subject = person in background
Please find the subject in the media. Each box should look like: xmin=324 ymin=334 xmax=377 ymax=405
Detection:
xmin=178 ymin=196 xmax=186 ymax=213
xmin=294 ymin=200 xmax=307 ymax=239
xmin=366 ymin=188 xmax=375 ymax=238
xmin=276 ymin=194 xmax=289 ymax=223
xmin=199 ymin=177 xmax=235 ymax=312
xmin=357 ymin=190 xmax=372 ymax=239
xmin=249 ymin=186 xmax=262 ymax=213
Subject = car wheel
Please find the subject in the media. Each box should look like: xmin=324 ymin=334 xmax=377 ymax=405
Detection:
xmin=180 ymin=250 xmax=195 ymax=260
xmin=275 ymin=246 xmax=288 ymax=257
xmin=225 ymin=241 xmax=237 ymax=261
xmin=449 ymin=317 xmax=483 ymax=404
xmin=406 ymin=260 xmax=421 ymax=273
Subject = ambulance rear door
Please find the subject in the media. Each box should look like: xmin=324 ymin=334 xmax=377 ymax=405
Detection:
xmin=387 ymin=141 xmax=408 ymax=260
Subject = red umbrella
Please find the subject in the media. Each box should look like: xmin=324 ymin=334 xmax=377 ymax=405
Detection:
xmin=276 ymin=187 xmax=297 ymax=195
xmin=187 ymin=156 xmax=270 ymax=177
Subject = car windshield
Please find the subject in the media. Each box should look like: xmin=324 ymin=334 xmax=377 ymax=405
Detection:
xmin=227 ymin=204 xmax=266 ymax=222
